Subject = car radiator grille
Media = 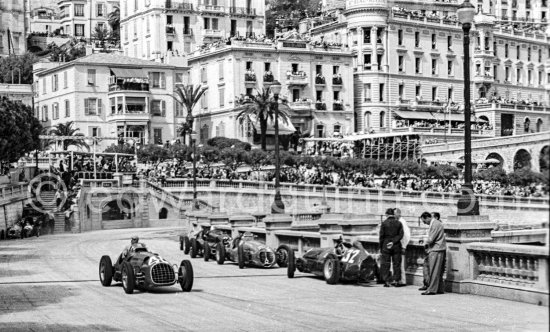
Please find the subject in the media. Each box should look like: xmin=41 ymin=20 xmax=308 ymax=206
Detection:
xmin=259 ymin=251 xmax=275 ymax=265
xmin=151 ymin=263 xmax=175 ymax=284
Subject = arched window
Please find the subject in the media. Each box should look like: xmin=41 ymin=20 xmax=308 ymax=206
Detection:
xmin=364 ymin=111 xmax=372 ymax=132
xmin=379 ymin=111 xmax=385 ymax=128
xmin=536 ymin=118 xmax=543 ymax=132
xmin=524 ymin=118 xmax=531 ymax=133
xmin=513 ymin=149 xmax=532 ymax=171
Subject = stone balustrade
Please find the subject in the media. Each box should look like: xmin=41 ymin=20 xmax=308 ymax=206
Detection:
xmin=0 ymin=183 xmax=28 ymax=202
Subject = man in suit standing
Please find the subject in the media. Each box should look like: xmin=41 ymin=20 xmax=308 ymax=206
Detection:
xmin=379 ymin=208 xmax=404 ymax=287
xmin=419 ymin=211 xmax=447 ymax=295
xmin=395 ymin=208 xmax=410 ymax=287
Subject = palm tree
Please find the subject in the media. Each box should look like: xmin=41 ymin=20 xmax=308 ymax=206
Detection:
xmin=108 ymin=5 xmax=120 ymax=42
xmin=91 ymin=25 xmax=110 ymax=48
xmin=46 ymin=121 xmax=89 ymax=151
xmin=235 ymin=88 xmax=290 ymax=151
xmin=174 ymin=84 xmax=209 ymax=145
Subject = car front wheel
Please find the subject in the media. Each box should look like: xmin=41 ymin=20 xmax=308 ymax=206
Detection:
xmin=216 ymin=242 xmax=225 ymax=265
xmin=99 ymin=255 xmax=113 ymax=286
xmin=323 ymin=256 xmax=341 ymax=285
xmin=121 ymin=261 xmax=135 ymax=294
xmin=178 ymin=260 xmax=194 ymax=292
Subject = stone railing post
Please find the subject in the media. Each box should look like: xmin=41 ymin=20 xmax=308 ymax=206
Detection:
xmin=444 ymin=215 xmax=496 ymax=293
xmin=228 ymin=214 xmax=255 ymax=239
xmin=318 ymin=214 xmax=344 ymax=248
xmin=264 ymin=215 xmax=293 ymax=250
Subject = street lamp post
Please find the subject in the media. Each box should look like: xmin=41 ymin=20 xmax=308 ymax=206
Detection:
xmin=270 ymin=80 xmax=285 ymax=214
xmin=190 ymin=131 xmax=199 ymax=210
xmin=457 ymin=0 xmax=479 ymax=216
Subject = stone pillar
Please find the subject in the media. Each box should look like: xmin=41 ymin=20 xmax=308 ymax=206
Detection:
xmin=264 ymin=214 xmax=293 ymax=250
xmin=357 ymin=28 xmax=363 ymax=67
xmin=209 ymin=213 xmax=229 ymax=227
xmin=228 ymin=214 xmax=255 ymax=238
xmin=340 ymin=218 xmax=379 ymax=242
xmin=444 ymin=215 xmax=496 ymax=293
xmin=318 ymin=214 xmax=344 ymax=247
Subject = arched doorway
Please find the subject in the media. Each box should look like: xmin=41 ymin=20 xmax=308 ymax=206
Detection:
xmin=159 ymin=208 xmax=168 ymax=219
xmin=513 ymin=149 xmax=532 ymax=171
xmin=102 ymin=200 xmax=132 ymax=221
xmin=540 ymin=146 xmax=549 ymax=174
xmin=364 ymin=111 xmax=372 ymax=132
xmin=379 ymin=111 xmax=386 ymax=128
xmin=536 ymin=118 xmax=543 ymax=132
xmin=486 ymin=152 xmax=504 ymax=168
xmin=524 ymin=117 xmax=531 ymax=133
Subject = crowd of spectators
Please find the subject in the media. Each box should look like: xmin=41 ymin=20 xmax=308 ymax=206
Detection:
xmin=475 ymin=96 xmax=544 ymax=107
xmin=392 ymin=6 xmax=458 ymax=22
xmin=394 ymin=120 xmax=493 ymax=131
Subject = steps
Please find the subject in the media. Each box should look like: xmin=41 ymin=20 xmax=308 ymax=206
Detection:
xmin=53 ymin=212 xmax=65 ymax=234
xmin=38 ymin=191 xmax=57 ymax=211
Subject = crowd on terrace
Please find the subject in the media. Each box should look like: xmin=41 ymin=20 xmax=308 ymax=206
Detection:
xmin=475 ymin=96 xmax=545 ymax=107
xmin=391 ymin=6 xmax=458 ymax=22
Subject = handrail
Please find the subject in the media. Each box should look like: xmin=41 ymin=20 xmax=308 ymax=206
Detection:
xmin=0 ymin=183 xmax=28 ymax=201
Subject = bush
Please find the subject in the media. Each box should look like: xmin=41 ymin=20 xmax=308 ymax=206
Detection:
xmin=507 ymin=169 xmax=548 ymax=187
xmin=206 ymin=137 xmax=251 ymax=151
xmin=475 ymin=167 xmax=508 ymax=183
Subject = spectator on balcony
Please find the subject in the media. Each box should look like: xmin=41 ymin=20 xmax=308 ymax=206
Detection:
xmin=315 ymin=73 xmax=325 ymax=84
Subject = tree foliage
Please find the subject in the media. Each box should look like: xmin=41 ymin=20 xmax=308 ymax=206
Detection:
xmin=207 ymin=136 xmax=251 ymax=151
xmin=107 ymin=5 xmax=120 ymax=41
xmin=0 ymin=53 xmax=37 ymax=84
xmin=0 ymin=98 xmax=42 ymax=162
xmin=48 ymin=39 xmax=87 ymax=62
xmin=174 ymin=84 xmax=208 ymax=145
xmin=266 ymin=0 xmax=322 ymax=37
xmin=45 ymin=121 xmax=88 ymax=151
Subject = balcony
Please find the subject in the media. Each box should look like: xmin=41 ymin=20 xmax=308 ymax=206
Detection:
xmin=229 ymin=7 xmax=256 ymax=16
xmin=108 ymin=76 xmax=150 ymax=93
xmin=203 ymin=29 xmax=223 ymax=38
xmin=108 ymin=111 xmax=151 ymax=123
xmin=290 ymin=101 xmax=312 ymax=111
xmin=263 ymin=73 xmax=274 ymax=84
xmin=244 ymin=73 xmax=256 ymax=87
xmin=333 ymin=102 xmax=344 ymax=111
xmin=475 ymin=102 xmax=549 ymax=112
xmin=199 ymin=4 xmax=225 ymax=14
xmin=165 ymin=1 xmax=194 ymax=11
xmin=315 ymin=76 xmax=326 ymax=87
xmin=286 ymin=73 xmax=308 ymax=86
xmin=166 ymin=26 xmax=175 ymax=35
xmin=315 ymin=102 xmax=327 ymax=111
xmin=473 ymin=74 xmax=494 ymax=84
xmin=474 ymin=48 xmax=495 ymax=58
xmin=332 ymin=77 xmax=343 ymax=90
xmin=183 ymin=27 xmax=193 ymax=36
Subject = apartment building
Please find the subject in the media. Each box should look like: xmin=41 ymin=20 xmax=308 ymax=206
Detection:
xmin=0 ymin=0 xmax=27 ymax=56
xmin=33 ymin=53 xmax=189 ymax=149
xmin=187 ymin=32 xmax=354 ymax=143
xmin=306 ymin=0 xmax=550 ymax=139
xmin=476 ymin=0 xmax=549 ymax=25
xmin=119 ymin=0 xmax=265 ymax=60
xmin=57 ymin=0 xmax=118 ymax=38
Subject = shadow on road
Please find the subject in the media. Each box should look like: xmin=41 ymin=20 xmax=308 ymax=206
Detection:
xmin=0 ymin=323 xmax=121 ymax=331
xmin=0 ymin=284 xmax=79 ymax=316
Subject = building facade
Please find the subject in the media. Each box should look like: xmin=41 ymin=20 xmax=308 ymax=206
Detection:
xmin=305 ymin=0 xmax=550 ymax=142
xmin=119 ymin=0 xmax=266 ymax=60
xmin=33 ymin=53 xmax=189 ymax=150
xmin=57 ymin=0 xmax=118 ymax=38
xmin=0 ymin=84 xmax=33 ymax=107
xmin=187 ymin=32 xmax=354 ymax=144
xmin=0 ymin=0 xmax=27 ymax=56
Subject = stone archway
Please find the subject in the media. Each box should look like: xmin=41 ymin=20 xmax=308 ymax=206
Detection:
xmin=540 ymin=146 xmax=549 ymax=174
xmin=159 ymin=207 xmax=168 ymax=219
xmin=513 ymin=149 xmax=532 ymax=171
xmin=486 ymin=152 xmax=504 ymax=168
xmin=102 ymin=199 xmax=132 ymax=221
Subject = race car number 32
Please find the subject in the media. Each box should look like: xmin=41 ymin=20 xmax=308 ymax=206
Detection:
xmin=341 ymin=249 xmax=360 ymax=264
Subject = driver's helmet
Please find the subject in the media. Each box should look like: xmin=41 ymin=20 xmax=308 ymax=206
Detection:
xmin=131 ymin=235 xmax=139 ymax=245
xmin=242 ymin=231 xmax=254 ymax=241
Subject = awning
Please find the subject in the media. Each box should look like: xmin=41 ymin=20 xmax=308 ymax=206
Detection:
xmin=110 ymin=68 xmax=148 ymax=78
xmin=249 ymin=115 xmax=297 ymax=135
xmin=394 ymin=110 xmax=486 ymax=123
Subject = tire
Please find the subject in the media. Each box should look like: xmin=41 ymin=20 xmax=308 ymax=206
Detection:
xmin=183 ymin=236 xmax=190 ymax=254
xmin=287 ymin=248 xmax=296 ymax=278
xmin=276 ymin=244 xmax=291 ymax=268
xmin=178 ymin=260 xmax=194 ymax=292
xmin=323 ymin=256 xmax=341 ymax=285
xmin=121 ymin=261 xmax=135 ymax=294
xmin=0 ymin=230 xmax=4 ymax=240
xmin=190 ymin=238 xmax=198 ymax=258
xmin=203 ymin=242 xmax=211 ymax=262
xmin=216 ymin=242 xmax=225 ymax=265
xmin=99 ymin=255 xmax=113 ymax=286
xmin=179 ymin=236 xmax=184 ymax=251
xmin=238 ymin=243 xmax=245 ymax=269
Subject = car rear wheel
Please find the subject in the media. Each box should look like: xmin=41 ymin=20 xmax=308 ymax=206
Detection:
xmin=237 ymin=243 xmax=245 ymax=269
xmin=204 ymin=242 xmax=211 ymax=262
xmin=183 ymin=236 xmax=191 ymax=254
xmin=323 ymin=256 xmax=341 ymax=285
xmin=178 ymin=260 xmax=194 ymax=292
xmin=276 ymin=244 xmax=291 ymax=267
xmin=287 ymin=248 xmax=296 ymax=278
xmin=216 ymin=242 xmax=225 ymax=265
xmin=99 ymin=255 xmax=113 ymax=286
xmin=179 ymin=236 xmax=184 ymax=251
xmin=121 ymin=261 xmax=135 ymax=294
xmin=190 ymin=238 xmax=198 ymax=258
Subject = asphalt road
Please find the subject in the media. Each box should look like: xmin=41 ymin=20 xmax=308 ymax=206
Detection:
xmin=0 ymin=227 xmax=547 ymax=332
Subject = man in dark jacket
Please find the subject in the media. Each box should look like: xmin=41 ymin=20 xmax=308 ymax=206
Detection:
xmin=379 ymin=208 xmax=404 ymax=287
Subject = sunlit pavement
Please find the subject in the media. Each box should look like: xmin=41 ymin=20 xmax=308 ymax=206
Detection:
xmin=0 ymin=227 xmax=547 ymax=332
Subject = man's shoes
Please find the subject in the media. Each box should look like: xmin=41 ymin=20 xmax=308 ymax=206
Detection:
xmin=418 ymin=286 xmax=428 ymax=291
xmin=421 ymin=291 xmax=436 ymax=295
xmin=384 ymin=283 xmax=390 ymax=287
xmin=393 ymin=283 xmax=406 ymax=287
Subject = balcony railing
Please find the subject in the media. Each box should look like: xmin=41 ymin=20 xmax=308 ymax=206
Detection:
xmin=315 ymin=102 xmax=327 ymax=111
xmin=166 ymin=26 xmax=175 ymax=34
xmin=204 ymin=29 xmax=223 ymax=37
xmin=244 ymin=73 xmax=257 ymax=82
xmin=229 ymin=7 xmax=256 ymax=16
xmin=286 ymin=73 xmax=308 ymax=85
xmin=200 ymin=4 xmax=225 ymax=13
xmin=333 ymin=102 xmax=344 ymax=111
xmin=289 ymin=101 xmax=312 ymax=110
xmin=165 ymin=1 xmax=194 ymax=11
xmin=475 ymin=102 xmax=549 ymax=112
xmin=315 ymin=76 xmax=326 ymax=85
xmin=108 ymin=77 xmax=150 ymax=92
xmin=263 ymin=73 xmax=274 ymax=82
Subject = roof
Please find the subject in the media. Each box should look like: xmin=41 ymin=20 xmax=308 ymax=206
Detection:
xmin=36 ymin=53 xmax=186 ymax=76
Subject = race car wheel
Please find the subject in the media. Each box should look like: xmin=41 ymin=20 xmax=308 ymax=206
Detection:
xmin=179 ymin=236 xmax=184 ymax=251
xmin=323 ymin=255 xmax=341 ymax=285
xmin=287 ymin=248 xmax=296 ymax=278
xmin=276 ymin=244 xmax=291 ymax=268
xmin=216 ymin=242 xmax=225 ymax=265
xmin=0 ymin=230 xmax=4 ymax=240
xmin=183 ymin=236 xmax=191 ymax=254
xmin=190 ymin=238 xmax=198 ymax=258
xmin=178 ymin=260 xmax=194 ymax=292
xmin=203 ymin=242 xmax=211 ymax=262
xmin=121 ymin=261 xmax=135 ymax=294
xmin=237 ymin=243 xmax=245 ymax=269
xmin=99 ymin=255 xmax=113 ymax=286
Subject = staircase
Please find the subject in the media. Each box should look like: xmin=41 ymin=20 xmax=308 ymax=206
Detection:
xmin=53 ymin=212 xmax=66 ymax=234
xmin=38 ymin=191 xmax=65 ymax=234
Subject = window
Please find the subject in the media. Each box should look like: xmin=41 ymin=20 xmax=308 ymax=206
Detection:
xmin=316 ymin=64 xmax=322 ymax=75
xmin=333 ymin=124 xmax=341 ymax=134
xmin=504 ymin=44 xmax=509 ymax=57
xmin=379 ymin=83 xmax=384 ymax=102
xmin=75 ymin=24 xmax=84 ymax=36
xmin=265 ymin=63 xmax=271 ymax=72
xmin=448 ymin=87 xmax=453 ymax=101
xmin=447 ymin=36 xmax=452 ymax=50
xmin=212 ymin=18 xmax=219 ymax=30
xmin=97 ymin=3 xmax=104 ymax=17
xmin=539 ymin=71 xmax=543 ymax=85
xmin=431 ymin=34 xmax=436 ymax=49
xmin=147 ymin=16 xmax=151 ymax=33
xmin=52 ymin=103 xmax=59 ymax=120
xmin=84 ymin=98 xmax=102 ymax=115
xmin=398 ymin=56 xmax=404 ymax=72
xmin=398 ymin=29 xmax=403 ymax=45
xmin=219 ymin=87 xmax=225 ymax=107
xmin=90 ymin=127 xmax=101 ymax=137
xmin=364 ymin=54 xmax=372 ymax=70
xmin=431 ymin=59 xmax=438 ymax=75
xmin=175 ymin=73 xmax=184 ymax=85
xmin=151 ymin=100 xmax=166 ymax=116
xmin=175 ymin=101 xmax=183 ymax=117
xmin=415 ymin=31 xmax=420 ymax=47
xmin=398 ymin=84 xmax=404 ymax=100
xmin=415 ymin=85 xmax=421 ymax=97
xmin=246 ymin=61 xmax=252 ymax=70
xmin=63 ymin=71 xmax=68 ymax=88
xmin=415 ymin=57 xmax=421 ymax=74
xmin=292 ymin=89 xmax=300 ymax=102
xmin=87 ymin=69 xmax=96 ymax=86
xmin=364 ymin=83 xmax=371 ymax=101
xmin=65 ymin=100 xmax=70 ymax=117
xmin=516 ymin=45 xmax=520 ymax=60
xmin=377 ymin=54 xmax=383 ymax=70
xmin=517 ymin=68 xmax=521 ymax=84
xmin=246 ymin=88 xmax=253 ymax=96
xmin=333 ymin=66 xmax=339 ymax=75
xmin=153 ymin=128 xmax=162 ymax=144
xmin=201 ymin=91 xmax=208 ymax=109
xmin=52 ymin=74 xmax=58 ymax=92
xmin=74 ymin=4 xmax=84 ymax=16
xmin=528 ymin=70 xmax=532 ymax=85
xmin=42 ymin=78 xmax=46 ymax=94
xmin=133 ymin=21 xmax=137 ymax=37
xmin=149 ymin=72 xmax=166 ymax=88
xmin=291 ymin=63 xmax=299 ymax=72
xmin=379 ymin=111 xmax=385 ymax=128
xmin=218 ymin=61 xmax=224 ymax=80
xmin=42 ymin=105 xmax=48 ymax=121
xmin=166 ymin=41 xmax=172 ymax=52
xmin=505 ymin=66 xmax=510 ymax=82
xmin=135 ymin=0 xmax=139 ymax=11
xmin=204 ymin=18 xmax=211 ymax=29
xmin=448 ymin=60 xmax=453 ymax=75
xmin=200 ymin=67 xmax=207 ymax=83
xmin=527 ymin=47 xmax=531 ymax=61
xmin=539 ymin=49 xmax=542 ymax=62
xmin=432 ymin=87 xmax=437 ymax=101
xmin=363 ymin=27 xmax=371 ymax=43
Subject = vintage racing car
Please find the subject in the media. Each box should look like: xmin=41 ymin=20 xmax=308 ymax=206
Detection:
xmin=215 ymin=232 xmax=291 ymax=269
xmin=287 ymin=239 xmax=378 ymax=284
xmin=180 ymin=228 xmax=232 ymax=261
xmin=99 ymin=243 xmax=194 ymax=294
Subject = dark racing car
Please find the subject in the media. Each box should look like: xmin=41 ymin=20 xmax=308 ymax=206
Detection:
xmin=180 ymin=228 xmax=232 ymax=261
xmin=287 ymin=239 xmax=378 ymax=284
xmin=215 ymin=232 xmax=291 ymax=269
xmin=99 ymin=243 xmax=194 ymax=294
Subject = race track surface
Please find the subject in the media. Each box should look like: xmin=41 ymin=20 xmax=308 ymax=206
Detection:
xmin=0 ymin=227 xmax=547 ymax=332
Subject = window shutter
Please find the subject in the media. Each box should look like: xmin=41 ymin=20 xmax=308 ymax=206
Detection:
xmin=84 ymin=99 xmax=89 ymax=115
xmin=97 ymin=99 xmax=102 ymax=115
xmin=160 ymin=73 xmax=166 ymax=89
xmin=88 ymin=127 xmax=93 ymax=136
xmin=161 ymin=100 xmax=166 ymax=116
xmin=98 ymin=128 xmax=102 ymax=137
